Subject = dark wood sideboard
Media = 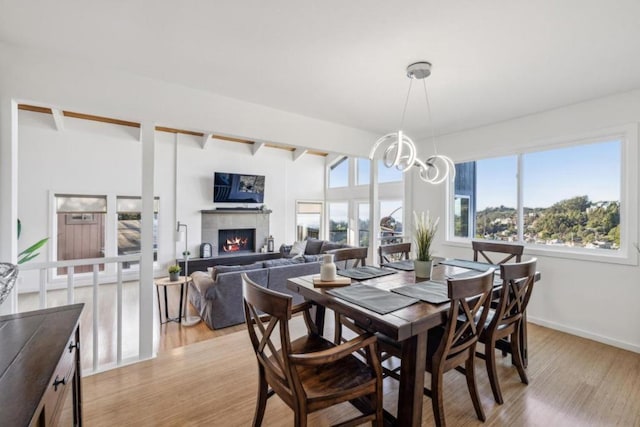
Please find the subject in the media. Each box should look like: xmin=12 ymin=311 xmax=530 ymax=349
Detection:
xmin=0 ymin=303 xmax=84 ymax=426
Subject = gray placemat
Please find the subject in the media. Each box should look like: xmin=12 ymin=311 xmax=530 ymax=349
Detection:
xmin=438 ymin=259 xmax=498 ymax=271
xmin=391 ymin=281 xmax=450 ymax=304
xmin=382 ymin=260 xmax=415 ymax=271
xmin=337 ymin=266 xmax=398 ymax=280
xmin=327 ymin=285 xmax=419 ymax=314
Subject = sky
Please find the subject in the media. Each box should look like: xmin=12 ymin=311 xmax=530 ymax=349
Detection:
xmin=476 ymin=140 xmax=620 ymax=210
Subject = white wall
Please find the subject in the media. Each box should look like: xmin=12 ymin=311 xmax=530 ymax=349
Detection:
xmin=412 ymin=90 xmax=640 ymax=353
xmin=16 ymin=110 xmax=324 ymax=291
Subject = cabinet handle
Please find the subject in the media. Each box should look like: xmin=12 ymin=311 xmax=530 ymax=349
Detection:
xmin=68 ymin=341 xmax=79 ymax=352
xmin=53 ymin=375 xmax=66 ymax=391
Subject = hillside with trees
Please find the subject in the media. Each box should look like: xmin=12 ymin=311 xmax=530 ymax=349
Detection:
xmin=477 ymin=195 xmax=620 ymax=249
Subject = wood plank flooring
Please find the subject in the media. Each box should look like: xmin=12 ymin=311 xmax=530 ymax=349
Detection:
xmin=80 ymin=321 xmax=640 ymax=426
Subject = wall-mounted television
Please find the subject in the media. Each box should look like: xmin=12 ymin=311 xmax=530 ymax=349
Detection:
xmin=214 ymin=172 xmax=265 ymax=204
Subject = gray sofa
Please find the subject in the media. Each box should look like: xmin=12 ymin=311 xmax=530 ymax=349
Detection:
xmin=189 ymin=257 xmax=321 ymax=329
xmin=279 ymin=238 xmax=352 ymax=258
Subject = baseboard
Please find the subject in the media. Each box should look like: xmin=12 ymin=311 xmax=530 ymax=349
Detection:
xmin=527 ymin=315 xmax=640 ymax=354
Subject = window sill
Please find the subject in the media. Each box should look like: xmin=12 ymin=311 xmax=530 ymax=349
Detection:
xmin=443 ymin=239 xmax=638 ymax=266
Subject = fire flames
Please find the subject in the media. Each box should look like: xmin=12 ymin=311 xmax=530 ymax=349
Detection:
xmin=223 ymin=236 xmax=249 ymax=252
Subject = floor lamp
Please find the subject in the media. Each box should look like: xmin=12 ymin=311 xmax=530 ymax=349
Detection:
xmin=176 ymin=221 xmax=200 ymax=326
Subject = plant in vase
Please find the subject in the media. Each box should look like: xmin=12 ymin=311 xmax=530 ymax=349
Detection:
xmin=168 ymin=264 xmax=182 ymax=282
xmin=413 ymin=211 xmax=439 ymax=278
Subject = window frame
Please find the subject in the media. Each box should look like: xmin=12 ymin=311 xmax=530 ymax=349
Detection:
xmin=445 ymin=124 xmax=638 ymax=265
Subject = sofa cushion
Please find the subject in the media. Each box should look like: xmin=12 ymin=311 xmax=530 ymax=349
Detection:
xmin=303 ymin=254 xmax=322 ymax=263
xmin=289 ymin=240 xmax=307 ymax=257
xmin=212 ymin=261 xmax=264 ymax=280
xmin=304 ymin=238 xmax=324 ymax=255
xmin=263 ymin=257 xmax=304 ymax=267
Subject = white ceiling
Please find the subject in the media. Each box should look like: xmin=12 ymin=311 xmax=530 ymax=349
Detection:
xmin=2 ymin=0 xmax=640 ymax=140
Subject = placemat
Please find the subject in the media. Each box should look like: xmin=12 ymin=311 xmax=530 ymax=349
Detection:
xmin=438 ymin=259 xmax=498 ymax=272
xmin=328 ymin=285 xmax=418 ymax=315
xmin=391 ymin=281 xmax=450 ymax=304
xmin=382 ymin=260 xmax=415 ymax=271
xmin=337 ymin=266 xmax=398 ymax=280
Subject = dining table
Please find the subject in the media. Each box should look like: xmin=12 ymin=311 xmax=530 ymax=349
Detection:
xmin=286 ymin=260 xmax=534 ymax=427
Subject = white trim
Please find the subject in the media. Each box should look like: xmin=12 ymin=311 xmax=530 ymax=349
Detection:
xmin=528 ymin=316 xmax=640 ymax=354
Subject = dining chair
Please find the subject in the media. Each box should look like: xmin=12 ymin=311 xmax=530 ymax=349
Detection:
xmin=241 ymin=273 xmax=384 ymax=427
xmin=379 ymin=269 xmax=494 ymax=427
xmin=328 ymin=246 xmax=368 ymax=270
xmin=378 ymin=242 xmax=411 ymax=265
xmin=472 ymin=240 xmax=523 ymax=265
xmin=477 ymin=258 xmax=537 ymax=404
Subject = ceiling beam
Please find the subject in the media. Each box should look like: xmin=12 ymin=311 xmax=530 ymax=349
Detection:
xmin=201 ymin=133 xmax=212 ymax=149
xmin=51 ymin=109 xmax=65 ymax=131
xmin=293 ymin=148 xmax=308 ymax=162
xmin=252 ymin=141 xmax=266 ymax=156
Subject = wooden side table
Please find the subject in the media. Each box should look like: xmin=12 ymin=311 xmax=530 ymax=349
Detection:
xmin=154 ymin=276 xmax=189 ymax=324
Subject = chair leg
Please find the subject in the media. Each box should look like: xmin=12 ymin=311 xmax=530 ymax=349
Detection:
xmin=465 ymin=348 xmax=486 ymax=422
xmin=294 ymin=408 xmax=307 ymax=427
xmin=485 ymin=338 xmax=504 ymax=405
xmin=253 ymin=369 xmax=268 ymax=427
xmin=333 ymin=311 xmax=342 ymax=344
xmin=372 ymin=391 xmax=383 ymax=427
xmin=431 ymin=366 xmax=447 ymax=427
xmin=511 ymin=325 xmax=529 ymax=385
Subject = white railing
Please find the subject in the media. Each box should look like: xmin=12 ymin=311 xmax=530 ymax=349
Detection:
xmin=19 ymin=254 xmax=144 ymax=374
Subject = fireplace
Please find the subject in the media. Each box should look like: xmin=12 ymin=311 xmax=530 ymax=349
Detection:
xmin=218 ymin=228 xmax=256 ymax=254
xmin=201 ymin=209 xmax=271 ymax=256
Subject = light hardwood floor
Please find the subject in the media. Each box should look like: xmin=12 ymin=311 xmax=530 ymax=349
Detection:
xmin=20 ymin=286 xmax=640 ymax=426
xmin=79 ymin=320 xmax=640 ymax=426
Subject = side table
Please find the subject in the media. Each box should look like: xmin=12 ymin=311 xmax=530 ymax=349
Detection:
xmin=154 ymin=276 xmax=189 ymax=324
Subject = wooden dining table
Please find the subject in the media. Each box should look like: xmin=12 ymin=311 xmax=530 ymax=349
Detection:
xmin=287 ymin=263 xmax=493 ymax=427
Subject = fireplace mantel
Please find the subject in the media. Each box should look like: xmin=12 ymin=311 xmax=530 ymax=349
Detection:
xmin=201 ymin=209 xmax=271 ymax=256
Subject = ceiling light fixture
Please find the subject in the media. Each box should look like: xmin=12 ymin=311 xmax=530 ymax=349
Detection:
xmin=369 ymin=61 xmax=455 ymax=184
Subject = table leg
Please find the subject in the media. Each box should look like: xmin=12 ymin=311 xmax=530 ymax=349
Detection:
xmin=163 ymin=286 xmax=169 ymax=322
xmin=156 ymin=286 xmax=162 ymax=324
xmin=397 ymin=333 xmax=427 ymax=427
xmin=313 ymin=303 xmax=326 ymax=336
xmin=178 ymin=282 xmax=185 ymax=323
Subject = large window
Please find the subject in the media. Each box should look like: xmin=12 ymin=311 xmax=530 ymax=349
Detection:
xmin=329 ymin=157 xmax=348 ymax=188
xmin=296 ymin=201 xmax=323 ymax=241
xmin=328 ymin=202 xmax=348 ymax=243
xmin=356 ymin=159 xmax=403 ymax=185
xmin=451 ymin=139 xmax=622 ymax=252
xmin=380 ymin=200 xmax=403 ymax=243
xmin=357 ymin=203 xmax=369 ymax=247
xmin=116 ymin=197 xmax=159 ymax=269
xmin=56 ymin=195 xmax=107 ymax=274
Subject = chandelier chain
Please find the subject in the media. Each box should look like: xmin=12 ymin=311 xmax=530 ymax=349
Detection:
xmin=399 ymin=78 xmax=414 ymax=131
xmin=422 ymin=79 xmax=438 ymax=155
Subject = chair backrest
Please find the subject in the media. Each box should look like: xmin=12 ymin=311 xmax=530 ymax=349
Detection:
xmin=330 ymin=247 xmax=368 ymax=269
xmin=242 ymin=273 xmax=299 ymax=400
xmin=378 ymin=242 xmax=411 ymax=265
xmin=491 ymin=258 xmax=537 ymax=331
xmin=472 ymin=241 xmax=523 ymax=265
xmin=436 ymin=269 xmax=494 ymax=362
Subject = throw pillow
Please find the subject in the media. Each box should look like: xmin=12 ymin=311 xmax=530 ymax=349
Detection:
xmin=289 ymin=240 xmax=307 ymax=257
xmin=320 ymin=241 xmax=345 ymax=253
xmin=304 ymin=238 xmax=324 ymax=255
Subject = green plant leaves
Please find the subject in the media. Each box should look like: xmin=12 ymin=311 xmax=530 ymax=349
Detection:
xmin=18 ymin=237 xmax=49 ymax=264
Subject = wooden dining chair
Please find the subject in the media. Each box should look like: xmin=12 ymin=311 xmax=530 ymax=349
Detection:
xmin=477 ymin=258 xmax=537 ymax=404
xmin=378 ymin=242 xmax=411 ymax=265
xmin=242 ymin=273 xmax=384 ymax=427
xmin=472 ymin=241 xmax=523 ymax=265
xmin=379 ymin=269 xmax=494 ymax=427
xmin=328 ymin=246 xmax=368 ymax=270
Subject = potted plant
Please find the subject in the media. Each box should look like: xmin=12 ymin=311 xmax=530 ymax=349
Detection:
xmin=413 ymin=211 xmax=439 ymax=278
xmin=168 ymin=264 xmax=181 ymax=282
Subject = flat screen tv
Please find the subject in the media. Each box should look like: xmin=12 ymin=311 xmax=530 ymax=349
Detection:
xmin=214 ymin=172 xmax=265 ymax=204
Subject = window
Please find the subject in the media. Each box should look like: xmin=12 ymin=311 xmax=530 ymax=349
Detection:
xmin=451 ymin=139 xmax=622 ymax=252
xmin=56 ymin=195 xmax=107 ymax=274
xmin=357 ymin=202 xmax=369 ymax=247
xmin=380 ymin=200 xmax=403 ymax=243
xmin=356 ymin=158 xmax=370 ymax=185
xmin=377 ymin=160 xmax=403 ymax=183
xmin=328 ymin=202 xmax=348 ymax=243
xmin=296 ymin=201 xmax=323 ymax=241
xmin=117 ymin=197 xmax=159 ymax=269
xmin=329 ymin=157 xmax=348 ymax=188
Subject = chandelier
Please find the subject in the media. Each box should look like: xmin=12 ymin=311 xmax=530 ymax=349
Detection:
xmin=369 ymin=62 xmax=455 ymax=184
